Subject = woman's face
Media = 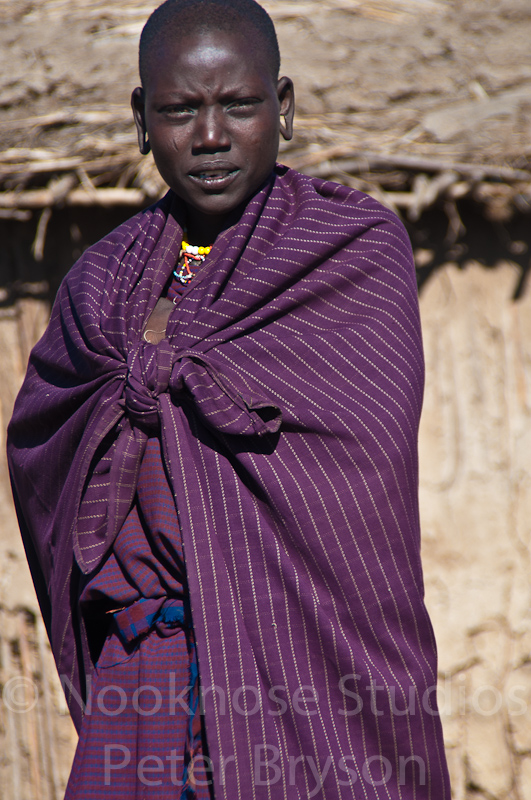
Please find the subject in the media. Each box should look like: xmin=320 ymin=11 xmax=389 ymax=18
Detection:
xmin=132 ymin=28 xmax=294 ymax=237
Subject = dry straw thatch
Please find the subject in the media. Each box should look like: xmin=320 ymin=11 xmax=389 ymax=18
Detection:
xmin=0 ymin=0 xmax=530 ymax=247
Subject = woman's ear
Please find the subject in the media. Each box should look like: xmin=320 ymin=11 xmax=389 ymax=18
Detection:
xmin=277 ymin=76 xmax=295 ymax=142
xmin=131 ymin=87 xmax=151 ymax=155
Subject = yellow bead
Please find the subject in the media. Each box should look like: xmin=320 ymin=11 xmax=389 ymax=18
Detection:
xmin=205 ymin=246 xmax=211 ymax=254
xmin=181 ymin=240 xmax=189 ymax=249
xmin=198 ymin=247 xmax=205 ymax=255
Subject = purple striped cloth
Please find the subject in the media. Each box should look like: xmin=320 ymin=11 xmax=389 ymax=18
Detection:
xmin=63 ymin=610 xmax=210 ymax=800
xmin=67 ymin=436 xmax=208 ymax=799
xmin=8 ymin=165 xmax=451 ymax=799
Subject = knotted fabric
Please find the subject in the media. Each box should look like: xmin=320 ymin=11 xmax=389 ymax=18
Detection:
xmin=112 ymin=596 xmax=202 ymax=798
xmin=92 ymin=339 xmax=282 ymax=567
xmin=8 ymin=166 xmax=451 ymax=799
xmin=124 ymin=340 xmax=281 ymax=436
xmin=112 ymin=596 xmax=183 ymax=643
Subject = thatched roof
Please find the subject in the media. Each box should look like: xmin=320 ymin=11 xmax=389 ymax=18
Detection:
xmin=1 ymin=0 xmax=530 ymax=228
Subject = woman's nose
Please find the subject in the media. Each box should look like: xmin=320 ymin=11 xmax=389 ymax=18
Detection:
xmin=192 ymin=107 xmax=230 ymax=152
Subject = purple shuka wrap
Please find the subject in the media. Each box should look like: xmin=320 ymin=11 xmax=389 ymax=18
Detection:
xmin=7 ymin=166 xmax=450 ymax=799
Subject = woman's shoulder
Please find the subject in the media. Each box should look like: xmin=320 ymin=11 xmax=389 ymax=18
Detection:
xmin=275 ymin=164 xmax=407 ymax=230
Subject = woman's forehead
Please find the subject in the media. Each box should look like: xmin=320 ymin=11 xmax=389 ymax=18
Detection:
xmin=140 ymin=14 xmax=280 ymax=87
xmin=143 ymin=28 xmax=276 ymax=93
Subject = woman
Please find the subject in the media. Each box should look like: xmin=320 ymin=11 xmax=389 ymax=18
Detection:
xmin=7 ymin=1 xmax=451 ymax=798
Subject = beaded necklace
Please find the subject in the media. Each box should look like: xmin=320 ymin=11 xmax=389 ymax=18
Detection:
xmin=143 ymin=239 xmax=214 ymax=341
xmin=173 ymin=240 xmax=212 ymax=284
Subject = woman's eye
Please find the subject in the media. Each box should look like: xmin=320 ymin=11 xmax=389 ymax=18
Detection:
xmin=229 ymin=99 xmax=258 ymax=112
xmin=161 ymin=105 xmax=194 ymax=116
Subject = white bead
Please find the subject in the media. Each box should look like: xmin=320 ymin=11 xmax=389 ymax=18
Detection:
xmin=192 ymin=246 xmax=199 ymax=255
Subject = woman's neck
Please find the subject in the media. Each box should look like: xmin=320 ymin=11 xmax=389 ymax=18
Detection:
xmin=185 ymin=204 xmax=244 ymax=245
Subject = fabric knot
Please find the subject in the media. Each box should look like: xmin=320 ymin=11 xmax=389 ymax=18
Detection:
xmin=124 ymin=341 xmax=176 ymax=432
xmin=125 ymin=340 xmax=282 ymax=438
xmin=156 ymin=598 xmax=188 ymax=638
xmin=72 ymin=340 xmax=282 ymax=576
xmin=113 ymin=597 xmax=165 ymax=645
xmin=112 ymin=595 xmax=201 ymax=796
xmin=168 ymin=350 xmax=282 ymax=438
xmin=113 ymin=596 xmax=188 ymax=645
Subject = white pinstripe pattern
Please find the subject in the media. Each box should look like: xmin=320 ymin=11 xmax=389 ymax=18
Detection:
xmin=8 ymin=168 xmax=450 ymax=799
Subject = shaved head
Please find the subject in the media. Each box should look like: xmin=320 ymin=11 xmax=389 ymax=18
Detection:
xmin=139 ymin=0 xmax=281 ymax=86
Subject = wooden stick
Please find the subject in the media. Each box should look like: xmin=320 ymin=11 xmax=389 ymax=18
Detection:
xmin=0 ymin=157 xmax=134 ymax=178
xmin=0 ymin=144 xmax=135 ymax=163
xmin=288 ymin=147 xmax=531 ymax=182
xmin=0 ymin=177 xmax=526 ymax=215
xmin=0 ymin=108 xmax=131 ymax=129
xmin=32 ymin=208 xmax=52 ymax=261
xmin=0 ymin=187 xmax=148 ymax=209
xmin=408 ymin=171 xmax=459 ymax=221
xmin=0 ymin=208 xmax=32 ymax=220
xmin=0 ymin=148 xmax=61 ymax=163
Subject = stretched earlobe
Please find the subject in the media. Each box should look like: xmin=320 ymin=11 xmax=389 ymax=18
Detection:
xmin=139 ymin=133 xmax=151 ymax=156
xmin=131 ymin=87 xmax=150 ymax=155
xmin=277 ymin=77 xmax=295 ymax=142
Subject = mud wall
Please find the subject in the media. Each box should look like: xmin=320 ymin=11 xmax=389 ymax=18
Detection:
xmin=420 ymin=262 xmax=531 ymax=799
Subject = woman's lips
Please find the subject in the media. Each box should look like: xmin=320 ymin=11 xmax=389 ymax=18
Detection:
xmin=188 ymin=165 xmax=239 ymax=191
